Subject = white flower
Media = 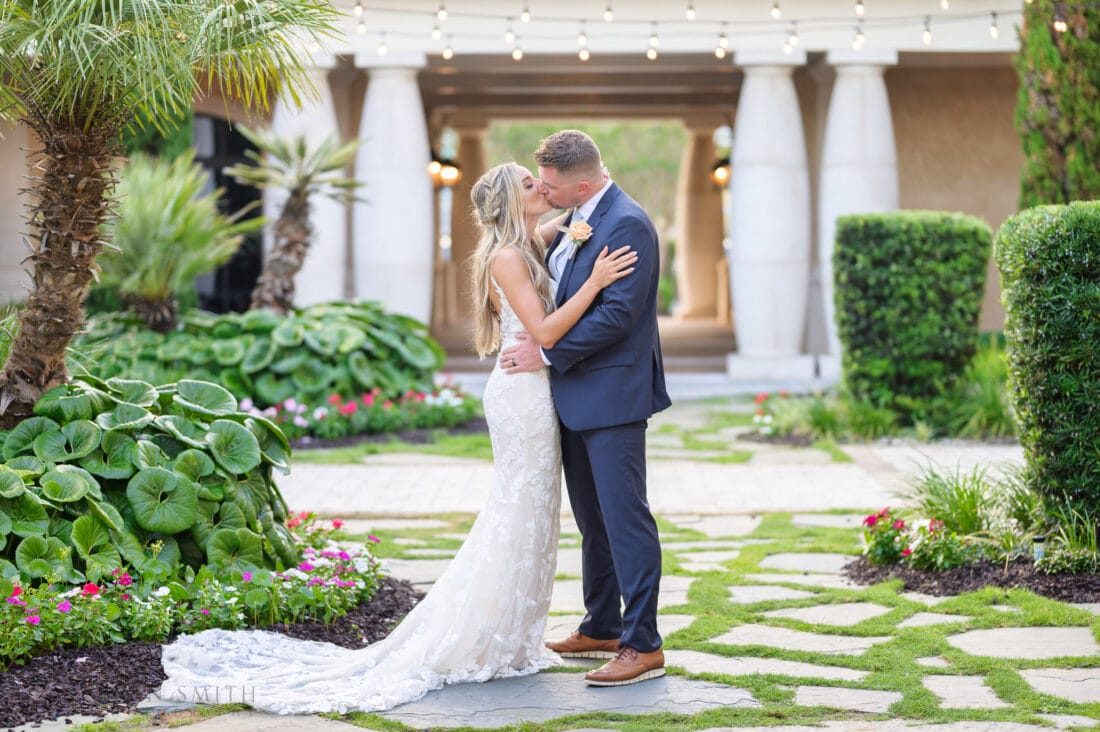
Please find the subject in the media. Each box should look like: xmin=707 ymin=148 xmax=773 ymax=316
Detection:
xmin=153 ymin=587 xmax=170 ymax=597
xmin=283 ymin=569 xmax=309 ymax=581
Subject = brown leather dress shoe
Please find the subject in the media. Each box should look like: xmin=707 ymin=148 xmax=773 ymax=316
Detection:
xmin=585 ymin=645 xmax=665 ymax=686
xmin=545 ymin=631 xmax=620 ymax=659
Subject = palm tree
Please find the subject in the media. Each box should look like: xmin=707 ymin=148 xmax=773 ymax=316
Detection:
xmin=98 ymin=153 xmax=262 ymax=333
xmin=225 ymin=125 xmax=361 ymax=315
xmin=0 ymin=0 xmax=336 ymax=427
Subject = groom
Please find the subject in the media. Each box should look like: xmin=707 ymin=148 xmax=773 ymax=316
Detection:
xmin=501 ymin=129 xmax=671 ymax=686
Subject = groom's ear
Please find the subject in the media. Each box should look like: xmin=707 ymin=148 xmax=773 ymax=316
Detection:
xmin=576 ymin=180 xmax=590 ymax=196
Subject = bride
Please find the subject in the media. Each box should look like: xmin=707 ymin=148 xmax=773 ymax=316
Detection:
xmin=158 ymin=162 xmax=637 ymax=714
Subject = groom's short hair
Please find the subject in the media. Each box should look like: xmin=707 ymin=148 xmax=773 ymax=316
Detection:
xmin=535 ymin=130 xmax=602 ymax=177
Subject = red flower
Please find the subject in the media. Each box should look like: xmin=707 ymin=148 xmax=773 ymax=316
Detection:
xmin=287 ymin=517 xmax=302 ymax=529
xmin=362 ymin=393 xmax=375 ymax=407
xmin=901 ymin=547 xmax=912 ymax=557
xmin=327 ymin=394 xmax=343 ymax=405
xmin=878 ymin=507 xmax=890 ymax=517
xmin=863 ymin=514 xmax=878 ymax=528
xmin=11 ymin=586 xmax=22 ymax=597
xmin=339 ymin=401 xmax=358 ymax=415
xmin=754 ymin=392 xmax=768 ymax=405
xmin=332 ymin=519 xmax=344 ymax=529
xmin=892 ymin=519 xmax=905 ymax=530
xmin=120 ymin=593 xmax=131 ymax=601
xmin=81 ymin=583 xmax=100 ymax=596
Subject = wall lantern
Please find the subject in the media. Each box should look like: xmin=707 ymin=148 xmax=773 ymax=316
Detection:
xmin=429 ymin=154 xmax=462 ymax=188
xmin=710 ymin=157 xmax=731 ymax=187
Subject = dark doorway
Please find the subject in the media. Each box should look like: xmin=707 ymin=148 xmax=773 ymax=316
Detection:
xmin=192 ymin=114 xmax=263 ymax=313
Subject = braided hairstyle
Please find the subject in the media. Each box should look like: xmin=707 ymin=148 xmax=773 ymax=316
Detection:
xmin=469 ymin=163 xmax=555 ymax=357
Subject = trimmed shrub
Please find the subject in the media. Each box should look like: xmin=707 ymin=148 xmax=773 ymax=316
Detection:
xmin=834 ymin=212 xmax=992 ymax=416
xmin=73 ymin=302 xmax=445 ymax=409
xmin=994 ymin=201 xmax=1100 ymax=513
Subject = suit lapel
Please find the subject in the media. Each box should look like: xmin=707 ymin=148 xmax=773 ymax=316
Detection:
xmin=555 ymin=184 xmax=622 ymax=307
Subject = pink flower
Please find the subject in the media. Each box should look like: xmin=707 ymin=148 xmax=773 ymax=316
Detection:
xmin=307 ymin=577 xmax=326 ymax=587
xmin=242 ymin=572 xmax=253 ymax=582
xmin=293 ymin=416 xmax=309 ymax=428
xmin=6 ymin=597 xmax=27 ymax=606
xmin=201 ymin=608 xmax=211 ymax=616
xmin=81 ymin=583 xmax=100 ymax=597
xmin=11 ymin=586 xmax=22 ymax=597
xmin=339 ymin=402 xmax=358 ymax=415
xmin=362 ymin=393 xmax=375 ymax=407
xmin=116 ymin=572 xmax=132 ymax=587
xmin=327 ymin=394 xmax=343 ymax=405
xmin=338 ymin=551 xmax=351 ymax=560
xmin=892 ymin=519 xmax=905 ymax=530
xmin=57 ymin=600 xmax=72 ymax=613
xmin=863 ymin=514 xmax=878 ymax=528
xmin=332 ymin=519 xmax=344 ymax=529
xmin=240 ymin=397 xmax=254 ymax=411
xmin=383 ymin=400 xmax=393 ymax=410
xmin=298 ymin=562 xmax=315 ymax=572
xmin=368 ymin=535 xmax=382 ymax=544
xmin=120 ymin=594 xmax=131 ymax=601
xmin=25 ymin=614 xmax=40 ymax=625
xmin=754 ymin=392 xmax=768 ymax=405
xmin=901 ymin=547 xmax=912 ymax=557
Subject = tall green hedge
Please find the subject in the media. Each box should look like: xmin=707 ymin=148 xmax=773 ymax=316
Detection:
xmin=994 ymin=201 xmax=1100 ymax=512
xmin=834 ymin=212 xmax=992 ymax=414
xmin=1015 ymin=0 xmax=1100 ymax=208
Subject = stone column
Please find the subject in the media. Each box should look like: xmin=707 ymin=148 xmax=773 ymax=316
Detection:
xmin=818 ymin=50 xmax=899 ymax=360
xmin=449 ymin=121 xmax=488 ymax=324
xmin=673 ymin=123 xmax=726 ymax=319
xmin=727 ymin=51 xmax=814 ymax=379
xmin=0 ymin=120 xmax=32 ymax=303
xmin=267 ymin=56 xmax=347 ymax=308
xmin=352 ymin=53 xmax=434 ymax=324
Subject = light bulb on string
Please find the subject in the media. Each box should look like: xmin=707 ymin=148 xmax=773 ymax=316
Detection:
xmin=377 ymin=32 xmax=387 ymax=56
xmin=442 ymin=36 xmax=454 ymax=59
xmin=436 ymin=2 xmax=447 ymax=21
xmin=521 ymin=4 xmax=530 ymax=22
xmin=922 ymin=15 xmax=932 ymax=45
xmin=353 ymin=0 xmax=363 ymax=17
xmin=989 ymin=11 xmax=999 ymax=39
xmin=512 ymin=43 xmax=523 ymax=60
xmin=783 ymin=39 xmax=792 ymax=54
xmin=714 ymin=45 xmax=726 ymax=59
xmin=577 ymin=20 xmax=588 ymax=47
xmin=852 ymin=20 xmax=864 ymax=49
xmin=603 ymin=3 xmax=613 ymax=22
xmin=939 ymin=0 xmax=948 ymax=9
xmin=504 ymin=20 xmax=515 ymax=44
xmin=686 ymin=3 xmax=696 ymax=20
xmin=649 ymin=22 xmax=660 ymax=47
xmin=788 ymin=21 xmax=799 ymax=47
xmin=646 ymin=46 xmax=658 ymax=60
xmin=356 ymin=18 xmax=366 ymax=35
xmin=771 ymin=2 xmax=781 ymax=20
xmin=718 ymin=23 xmax=729 ymax=48
xmin=431 ymin=23 xmax=441 ymax=40
xmin=579 ymin=47 xmax=590 ymax=61
xmin=855 ymin=0 xmax=864 ymax=17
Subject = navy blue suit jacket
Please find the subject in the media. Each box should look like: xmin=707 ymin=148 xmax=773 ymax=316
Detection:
xmin=544 ymin=184 xmax=671 ymax=431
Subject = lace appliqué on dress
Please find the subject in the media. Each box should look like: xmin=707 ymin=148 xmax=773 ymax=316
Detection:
xmin=159 ymin=283 xmax=562 ymax=714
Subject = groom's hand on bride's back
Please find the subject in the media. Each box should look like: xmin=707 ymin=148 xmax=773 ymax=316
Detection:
xmin=500 ymin=332 xmax=545 ymax=374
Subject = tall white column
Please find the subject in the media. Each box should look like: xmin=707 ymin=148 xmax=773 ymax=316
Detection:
xmin=352 ymin=54 xmax=434 ymax=324
xmin=0 ymin=120 xmax=32 ymax=304
xmin=818 ymin=50 xmax=899 ymax=358
xmin=674 ymin=123 xmax=726 ymax=319
xmin=267 ymin=57 xmax=347 ymax=307
xmin=727 ymin=52 xmax=814 ymax=379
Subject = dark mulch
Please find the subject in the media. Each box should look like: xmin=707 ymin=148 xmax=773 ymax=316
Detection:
xmin=845 ymin=556 xmax=1100 ymax=602
xmin=290 ymin=416 xmax=488 ymax=450
xmin=0 ymin=577 xmax=423 ymax=730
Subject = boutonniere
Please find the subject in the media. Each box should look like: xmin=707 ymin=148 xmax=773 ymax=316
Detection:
xmin=557 ymin=220 xmax=593 ymax=259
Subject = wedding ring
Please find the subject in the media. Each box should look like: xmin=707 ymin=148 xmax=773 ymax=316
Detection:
xmin=511 ymin=358 xmax=517 ymax=367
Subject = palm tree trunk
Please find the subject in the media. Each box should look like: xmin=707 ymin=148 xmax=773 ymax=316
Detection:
xmin=0 ymin=123 xmax=117 ymax=428
xmin=250 ymin=191 xmax=311 ymax=315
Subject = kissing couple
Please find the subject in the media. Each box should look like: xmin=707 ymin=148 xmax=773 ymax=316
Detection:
xmin=160 ymin=129 xmax=671 ymax=714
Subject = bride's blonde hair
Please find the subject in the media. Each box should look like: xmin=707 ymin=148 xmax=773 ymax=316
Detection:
xmin=469 ymin=163 xmax=555 ymax=357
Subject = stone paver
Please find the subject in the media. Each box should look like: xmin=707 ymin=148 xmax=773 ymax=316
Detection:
xmin=792 ymin=685 xmax=902 ymax=713
xmin=699 ymin=724 xmax=1052 ymax=732
xmin=403 ymin=548 xmax=457 ymax=558
xmin=393 ymin=537 xmax=430 ymax=546
xmin=666 ymin=514 xmax=762 ymax=537
xmin=545 ymin=614 xmax=695 ymax=643
xmin=675 ymin=549 xmax=742 ymax=573
xmin=758 ymin=552 xmax=853 ymax=574
xmin=1037 ymin=713 xmax=1100 ymax=729
xmin=791 ymin=514 xmax=866 ymax=529
xmin=728 ymin=585 xmax=817 ymax=604
xmin=762 ymin=602 xmax=892 ymax=627
xmin=744 ymin=573 xmax=858 ymax=590
xmin=376 ymin=672 xmax=759 ymax=729
xmin=899 ymin=611 xmax=972 ymax=628
xmin=922 ymin=674 xmax=1010 ymax=708
xmin=948 ymin=627 xmax=1100 ymax=659
xmin=164 ymin=711 xmax=363 ymax=730
xmin=915 ymin=656 xmax=951 ymax=667
xmin=340 ymin=518 xmax=449 ymax=533
xmin=380 ymin=558 xmax=452 ymax=587
xmin=664 ymin=539 xmax=758 ymax=550
xmin=666 ymin=649 xmax=867 ymax=682
xmin=1071 ymin=603 xmax=1100 ymax=615
xmin=1019 ymin=668 xmax=1100 ymax=703
xmin=556 ymin=547 xmax=583 ymax=577
xmin=711 ymin=624 xmax=891 ymax=655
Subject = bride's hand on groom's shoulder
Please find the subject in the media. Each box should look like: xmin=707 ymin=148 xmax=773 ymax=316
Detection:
xmin=500 ymin=332 xmax=545 ymax=374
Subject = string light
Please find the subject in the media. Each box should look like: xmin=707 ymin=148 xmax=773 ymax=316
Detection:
xmin=442 ymin=35 xmax=454 ymax=59
xmin=788 ymin=20 xmax=799 ymax=47
xmin=579 ymin=47 xmax=591 ymax=61
xmin=649 ymin=22 xmax=660 ymax=47
xmin=989 ymin=11 xmax=998 ymax=39
xmin=855 ymin=0 xmax=864 ymax=17
xmin=512 ymin=42 xmax=523 ymax=60
xmin=431 ymin=23 xmax=441 ymax=40
xmin=771 ymin=1 xmax=781 ymax=20
xmin=504 ymin=19 xmax=515 ymax=44
xmin=646 ymin=46 xmax=658 ymax=60
xmin=603 ymin=2 xmax=613 ymax=22
xmin=686 ymin=2 xmax=696 ymax=21
xmin=577 ymin=20 xmax=588 ymax=47
xmin=520 ymin=4 xmax=530 ymax=22
xmin=436 ymin=2 xmax=447 ymax=22
xmin=377 ymin=31 xmax=388 ymax=56
xmin=922 ymin=15 xmax=932 ymax=45
xmin=356 ymin=17 xmax=366 ymax=35
xmin=939 ymin=0 xmax=949 ymax=9
xmin=714 ymin=44 xmax=726 ymax=59
xmin=715 ymin=22 xmax=729 ymax=58
xmin=851 ymin=19 xmax=864 ymax=49
xmin=353 ymin=0 xmax=363 ymax=18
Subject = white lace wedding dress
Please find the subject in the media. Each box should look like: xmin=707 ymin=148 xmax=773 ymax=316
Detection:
xmin=159 ymin=283 xmax=562 ymax=714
